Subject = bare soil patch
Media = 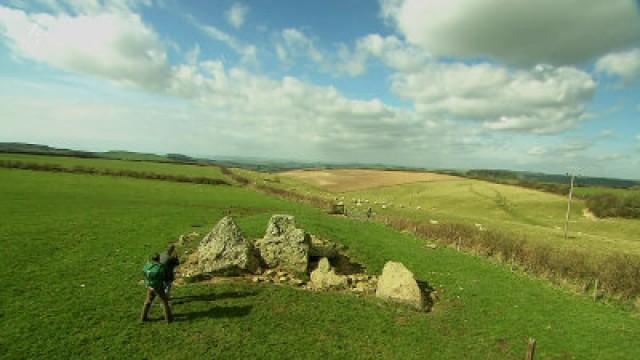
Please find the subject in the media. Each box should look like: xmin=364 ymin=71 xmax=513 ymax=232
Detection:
xmin=280 ymin=169 xmax=462 ymax=192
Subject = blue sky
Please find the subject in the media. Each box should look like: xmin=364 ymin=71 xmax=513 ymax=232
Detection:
xmin=1 ymin=0 xmax=639 ymax=178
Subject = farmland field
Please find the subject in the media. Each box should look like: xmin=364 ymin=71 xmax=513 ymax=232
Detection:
xmin=281 ymin=169 xmax=461 ymax=192
xmin=278 ymin=169 xmax=640 ymax=257
xmin=2 ymin=159 xmax=640 ymax=359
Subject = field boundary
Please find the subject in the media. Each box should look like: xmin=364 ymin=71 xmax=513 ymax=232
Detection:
xmin=0 ymin=160 xmax=231 ymax=186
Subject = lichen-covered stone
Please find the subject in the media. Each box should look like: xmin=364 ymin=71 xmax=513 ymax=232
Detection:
xmin=198 ymin=216 xmax=258 ymax=275
xmin=375 ymin=261 xmax=425 ymax=310
xmin=255 ymin=215 xmax=310 ymax=272
xmin=310 ymin=258 xmax=348 ymax=290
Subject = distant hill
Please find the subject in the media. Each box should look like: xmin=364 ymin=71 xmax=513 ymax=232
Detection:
xmin=465 ymin=169 xmax=640 ymax=189
xmin=101 ymin=150 xmax=174 ymax=162
xmin=0 ymin=142 xmax=96 ymax=158
xmin=0 ymin=142 xmax=201 ymax=165
xmin=2 ymin=142 xmax=638 ymax=188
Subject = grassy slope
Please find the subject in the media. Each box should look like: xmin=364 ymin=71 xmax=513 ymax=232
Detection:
xmin=1 ymin=167 xmax=639 ymax=359
xmin=351 ymin=180 xmax=640 ymax=255
xmin=271 ymin=170 xmax=640 ymax=257
xmin=0 ymin=153 xmax=224 ymax=179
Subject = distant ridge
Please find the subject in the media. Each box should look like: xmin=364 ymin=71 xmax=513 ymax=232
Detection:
xmin=1 ymin=142 xmax=638 ymax=186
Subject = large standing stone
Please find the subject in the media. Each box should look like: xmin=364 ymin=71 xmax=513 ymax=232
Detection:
xmin=198 ymin=216 xmax=258 ymax=275
xmin=375 ymin=261 xmax=425 ymax=310
xmin=255 ymin=215 xmax=310 ymax=272
xmin=310 ymin=258 xmax=348 ymax=290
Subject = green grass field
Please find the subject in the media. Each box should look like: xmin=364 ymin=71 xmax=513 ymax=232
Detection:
xmin=2 ymin=163 xmax=640 ymax=359
xmin=0 ymin=153 xmax=225 ymax=180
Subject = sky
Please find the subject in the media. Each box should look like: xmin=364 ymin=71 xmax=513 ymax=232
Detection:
xmin=0 ymin=0 xmax=640 ymax=179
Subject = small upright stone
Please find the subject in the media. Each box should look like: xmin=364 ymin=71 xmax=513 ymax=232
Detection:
xmin=309 ymin=258 xmax=348 ymax=290
xmin=375 ymin=261 xmax=425 ymax=310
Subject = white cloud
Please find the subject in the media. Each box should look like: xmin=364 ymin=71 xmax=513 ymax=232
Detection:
xmin=0 ymin=5 xmax=170 ymax=90
xmin=337 ymin=34 xmax=429 ymax=75
xmin=188 ymin=15 xmax=256 ymax=65
xmin=527 ymin=146 xmax=547 ymax=156
xmin=595 ymin=48 xmax=640 ymax=85
xmin=390 ymin=63 xmax=596 ymax=134
xmin=274 ymin=28 xmax=325 ymax=68
xmin=380 ymin=0 xmax=640 ymax=66
xmin=1 ymin=2 xmax=631 ymax=176
xmin=11 ymin=0 xmax=153 ymax=15
xmin=226 ymin=2 xmax=248 ymax=29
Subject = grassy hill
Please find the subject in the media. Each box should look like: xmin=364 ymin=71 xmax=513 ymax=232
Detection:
xmin=0 ymin=153 xmax=226 ymax=180
xmin=2 ymin=156 xmax=640 ymax=358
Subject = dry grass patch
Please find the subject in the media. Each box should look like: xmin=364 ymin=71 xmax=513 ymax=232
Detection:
xmin=281 ymin=169 xmax=462 ymax=192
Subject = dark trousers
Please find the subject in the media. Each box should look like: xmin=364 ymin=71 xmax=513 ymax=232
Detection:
xmin=140 ymin=287 xmax=173 ymax=323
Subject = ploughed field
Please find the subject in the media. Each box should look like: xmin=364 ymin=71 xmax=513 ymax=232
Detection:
xmin=2 ymin=157 xmax=640 ymax=359
xmin=281 ymin=168 xmax=461 ymax=192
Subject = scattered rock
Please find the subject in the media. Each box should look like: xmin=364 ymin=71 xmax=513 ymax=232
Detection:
xmin=376 ymin=261 xmax=425 ymax=311
xmin=310 ymin=258 xmax=348 ymax=290
xmin=255 ymin=215 xmax=311 ymax=272
xmin=197 ymin=216 xmax=259 ymax=275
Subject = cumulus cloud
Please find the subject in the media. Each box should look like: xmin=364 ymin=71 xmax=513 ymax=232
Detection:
xmin=274 ymin=28 xmax=325 ymax=67
xmin=380 ymin=0 xmax=640 ymax=66
xmin=0 ymin=2 xmax=625 ymax=174
xmin=528 ymin=141 xmax=594 ymax=159
xmin=595 ymin=48 xmax=640 ymax=85
xmin=188 ymin=15 xmax=257 ymax=64
xmin=0 ymin=5 xmax=170 ymax=90
xmin=390 ymin=63 xmax=596 ymax=134
xmin=226 ymin=2 xmax=248 ymax=29
xmin=337 ymin=34 xmax=429 ymax=75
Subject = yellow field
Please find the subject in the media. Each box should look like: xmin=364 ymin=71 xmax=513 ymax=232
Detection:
xmin=280 ymin=169 xmax=462 ymax=192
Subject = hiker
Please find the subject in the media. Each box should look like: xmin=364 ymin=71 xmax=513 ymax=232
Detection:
xmin=140 ymin=253 xmax=173 ymax=323
xmin=367 ymin=207 xmax=373 ymax=220
xmin=160 ymin=244 xmax=180 ymax=299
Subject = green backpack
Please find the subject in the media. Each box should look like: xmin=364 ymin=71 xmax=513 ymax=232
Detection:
xmin=143 ymin=261 xmax=166 ymax=289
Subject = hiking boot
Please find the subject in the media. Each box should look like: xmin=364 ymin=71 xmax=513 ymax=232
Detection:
xmin=140 ymin=302 xmax=152 ymax=323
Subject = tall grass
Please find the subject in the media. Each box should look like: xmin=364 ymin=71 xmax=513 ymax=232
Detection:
xmin=585 ymin=193 xmax=640 ymax=219
xmin=383 ymin=216 xmax=640 ymax=300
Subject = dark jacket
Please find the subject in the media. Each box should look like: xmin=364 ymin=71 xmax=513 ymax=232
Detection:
xmin=159 ymin=252 xmax=179 ymax=282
